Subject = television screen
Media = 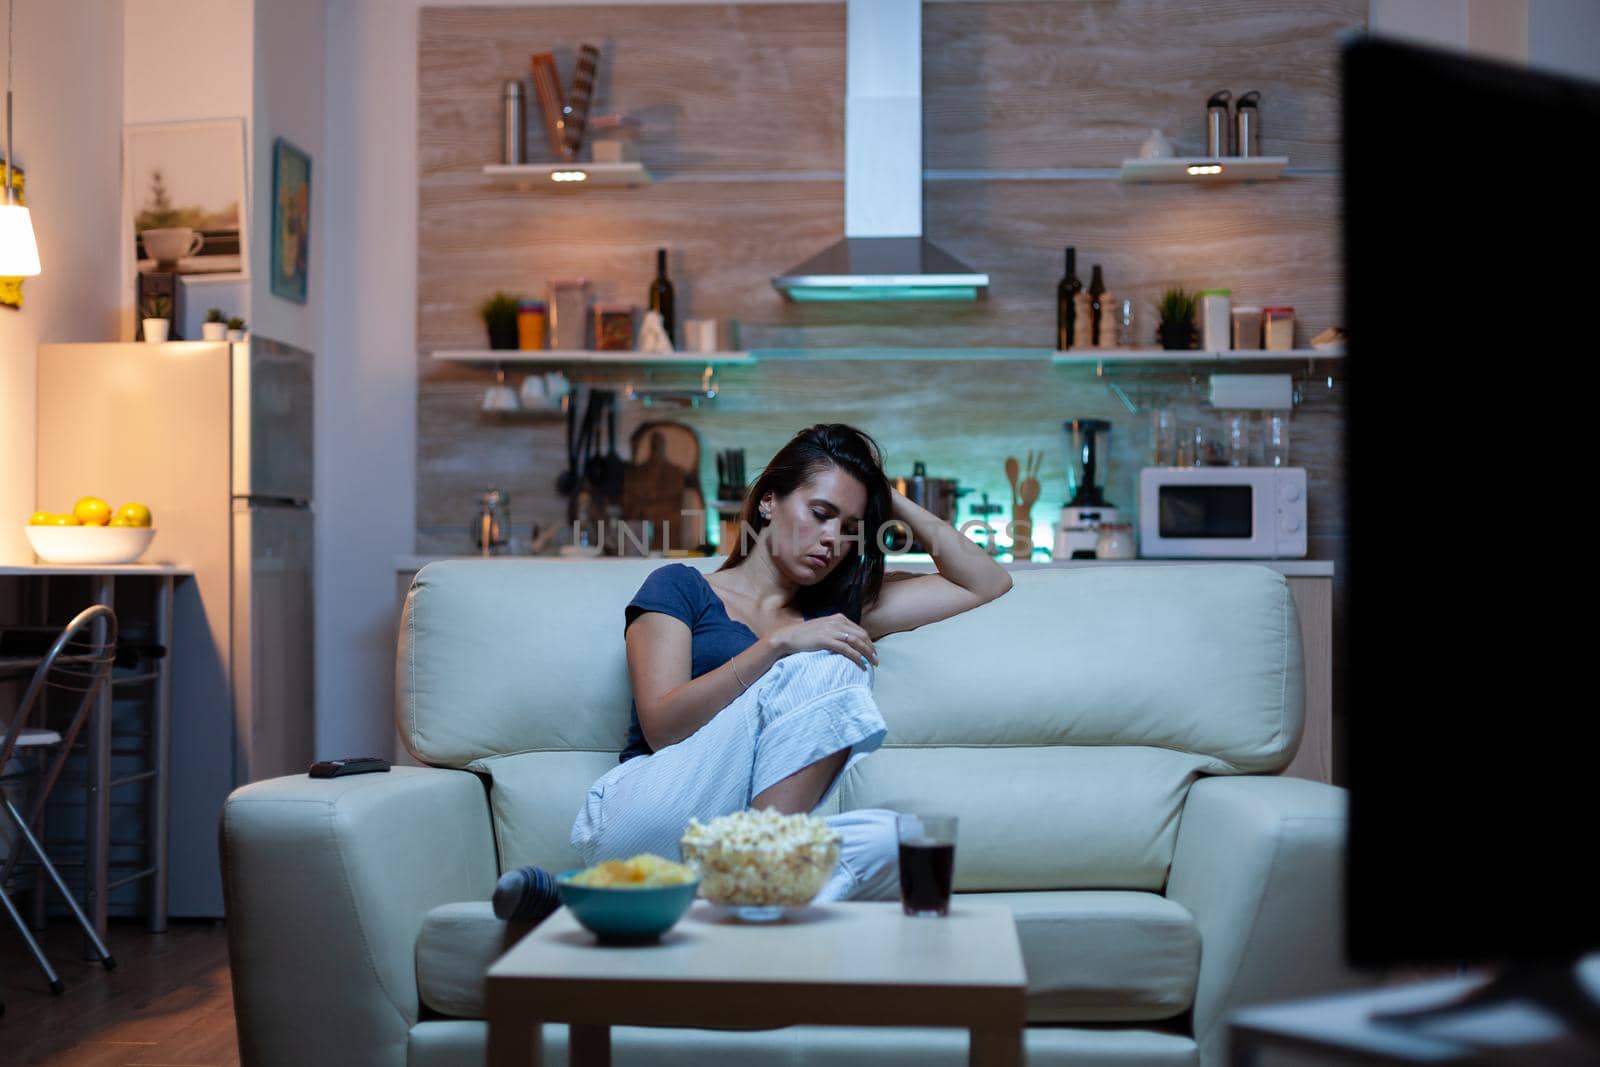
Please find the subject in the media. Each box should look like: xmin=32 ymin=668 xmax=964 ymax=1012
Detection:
xmin=1344 ymin=36 xmax=1600 ymax=970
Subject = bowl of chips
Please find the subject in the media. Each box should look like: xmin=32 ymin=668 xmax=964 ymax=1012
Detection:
xmin=679 ymin=808 xmax=841 ymax=919
xmin=556 ymin=853 xmax=700 ymax=944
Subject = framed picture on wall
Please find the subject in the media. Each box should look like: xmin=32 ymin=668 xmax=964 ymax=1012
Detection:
xmin=124 ymin=118 xmax=248 ymax=278
xmin=0 ymin=157 xmax=25 ymax=310
xmin=271 ymin=137 xmax=311 ymax=305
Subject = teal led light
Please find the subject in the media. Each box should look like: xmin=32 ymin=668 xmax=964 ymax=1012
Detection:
xmin=785 ymin=285 xmax=980 ymax=302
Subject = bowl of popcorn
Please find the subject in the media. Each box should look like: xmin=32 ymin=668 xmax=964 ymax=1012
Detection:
xmin=679 ymin=808 xmax=842 ymax=920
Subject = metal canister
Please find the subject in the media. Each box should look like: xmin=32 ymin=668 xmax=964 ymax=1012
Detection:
xmin=501 ymin=79 xmax=526 ymax=166
xmin=1235 ymin=90 xmax=1262 ymax=158
xmin=1205 ymin=90 xmax=1232 ymax=157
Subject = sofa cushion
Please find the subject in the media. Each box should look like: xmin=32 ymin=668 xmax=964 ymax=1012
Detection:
xmin=398 ymin=561 xmax=1301 ymax=774
xmin=971 ymin=890 xmax=1199 ymax=1022
xmin=414 ymin=892 xmax=1198 ymax=1024
xmin=416 ymin=902 xmax=535 ymax=1019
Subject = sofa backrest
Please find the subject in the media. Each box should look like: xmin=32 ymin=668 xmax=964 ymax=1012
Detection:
xmin=398 ymin=559 xmax=1303 ymax=891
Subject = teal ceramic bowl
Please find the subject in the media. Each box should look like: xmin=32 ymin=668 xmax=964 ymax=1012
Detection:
xmin=555 ymin=871 xmax=700 ymax=944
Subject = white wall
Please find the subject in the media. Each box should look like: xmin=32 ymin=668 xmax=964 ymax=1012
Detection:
xmin=1371 ymin=0 xmax=1600 ymax=82
xmin=0 ymin=1 xmax=124 ymax=564
xmin=253 ymin=0 xmax=324 ymax=352
xmin=122 ymin=0 xmax=254 ymax=341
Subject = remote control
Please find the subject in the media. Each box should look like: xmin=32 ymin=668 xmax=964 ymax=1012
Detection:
xmin=309 ymin=756 xmax=391 ymax=778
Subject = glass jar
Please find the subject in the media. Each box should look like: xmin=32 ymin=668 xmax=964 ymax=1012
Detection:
xmin=1226 ymin=410 xmax=1252 ymax=467
xmin=1263 ymin=306 xmax=1295 ymax=351
xmin=1150 ymin=407 xmax=1178 ymax=466
xmin=517 ymin=300 xmax=547 ymax=350
xmin=1265 ymin=411 xmax=1292 ymax=467
xmin=547 ymin=279 xmax=591 ymax=350
xmin=1095 ymin=522 xmax=1137 ymax=560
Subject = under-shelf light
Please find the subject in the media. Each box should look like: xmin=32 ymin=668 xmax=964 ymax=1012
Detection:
xmin=1187 ymin=164 xmax=1224 ymax=176
xmin=550 ymin=170 xmax=589 ymax=183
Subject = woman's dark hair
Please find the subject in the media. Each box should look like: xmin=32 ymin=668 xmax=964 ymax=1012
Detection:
xmin=717 ymin=423 xmax=892 ymax=623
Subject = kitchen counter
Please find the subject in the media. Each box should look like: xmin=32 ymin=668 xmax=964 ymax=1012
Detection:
xmin=395 ymin=554 xmax=1334 ymax=577
xmin=393 ymin=553 xmax=1336 ymax=785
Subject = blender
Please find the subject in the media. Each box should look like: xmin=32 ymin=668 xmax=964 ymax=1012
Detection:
xmin=1055 ymin=419 xmax=1123 ymax=560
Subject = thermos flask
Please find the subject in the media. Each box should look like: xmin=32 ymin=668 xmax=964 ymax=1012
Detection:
xmin=501 ymin=79 xmax=525 ymax=166
xmin=1205 ymin=90 xmax=1232 ymax=157
xmin=1236 ymin=90 xmax=1262 ymax=158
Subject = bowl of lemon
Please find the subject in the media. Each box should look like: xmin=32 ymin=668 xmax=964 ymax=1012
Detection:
xmin=556 ymin=854 xmax=700 ymax=944
xmin=25 ymin=497 xmax=156 ymax=565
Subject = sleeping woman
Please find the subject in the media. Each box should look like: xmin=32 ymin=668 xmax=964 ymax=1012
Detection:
xmin=567 ymin=423 xmax=1013 ymax=901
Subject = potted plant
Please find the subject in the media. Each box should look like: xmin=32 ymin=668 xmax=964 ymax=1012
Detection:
xmin=480 ymin=292 xmax=521 ymax=350
xmin=202 ymin=308 xmax=228 ymax=341
xmin=1156 ymin=287 xmax=1198 ymax=351
xmin=142 ymin=296 xmax=173 ymax=343
xmin=226 ymin=316 xmax=247 ymax=342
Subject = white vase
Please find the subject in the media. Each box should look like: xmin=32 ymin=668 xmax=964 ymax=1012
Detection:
xmin=201 ymin=322 xmax=227 ymax=341
xmin=142 ymin=318 xmax=170 ymax=343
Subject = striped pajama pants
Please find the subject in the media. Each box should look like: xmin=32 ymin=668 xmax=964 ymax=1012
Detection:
xmin=570 ymin=649 xmax=900 ymax=902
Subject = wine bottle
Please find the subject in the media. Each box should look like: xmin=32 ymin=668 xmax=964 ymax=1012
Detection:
xmin=647 ymin=248 xmax=676 ymax=347
xmin=1055 ymin=247 xmax=1082 ymax=350
xmin=1088 ymin=264 xmax=1106 ymax=346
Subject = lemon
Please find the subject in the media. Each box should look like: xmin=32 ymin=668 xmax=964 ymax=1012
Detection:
xmin=73 ymin=496 xmax=112 ymax=526
xmin=109 ymin=516 xmax=134 ymax=527
xmin=28 ymin=511 xmax=52 ymax=526
xmin=113 ymin=502 xmax=153 ymax=528
xmin=49 ymin=514 xmax=78 ymax=526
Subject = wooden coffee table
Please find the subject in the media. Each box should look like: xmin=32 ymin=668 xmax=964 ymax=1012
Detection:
xmin=486 ymin=900 xmax=1027 ymax=1067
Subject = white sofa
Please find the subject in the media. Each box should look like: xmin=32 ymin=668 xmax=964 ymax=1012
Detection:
xmin=222 ymin=558 xmax=1370 ymax=1066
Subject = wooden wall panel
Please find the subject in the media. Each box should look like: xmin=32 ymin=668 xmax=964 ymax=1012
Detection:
xmin=417 ymin=1 xmax=1357 ymax=750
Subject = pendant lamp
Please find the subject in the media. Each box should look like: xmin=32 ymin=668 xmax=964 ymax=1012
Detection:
xmin=0 ymin=0 xmax=40 ymax=277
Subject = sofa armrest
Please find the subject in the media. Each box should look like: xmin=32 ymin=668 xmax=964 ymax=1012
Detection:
xmin=1166 ymin=775 xmax=1377 ymax=1066
xmin=221 ymin=766 xmax=498 ymax=1067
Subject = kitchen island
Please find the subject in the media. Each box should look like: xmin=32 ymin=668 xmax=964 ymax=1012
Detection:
xmin=393 ymin=556 xmax=1334 ymax=784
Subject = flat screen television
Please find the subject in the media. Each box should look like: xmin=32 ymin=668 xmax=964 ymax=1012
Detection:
xmin=1343 ymin=34 xmax=1600 ymax=1035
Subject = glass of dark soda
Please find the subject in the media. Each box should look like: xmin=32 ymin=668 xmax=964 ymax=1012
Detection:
xmin=896 ymin=814 xmax=958 ymax=917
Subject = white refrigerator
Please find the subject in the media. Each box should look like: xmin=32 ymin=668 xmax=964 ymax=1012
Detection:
xmin=37 ymin=339 xmax=314 ymax=916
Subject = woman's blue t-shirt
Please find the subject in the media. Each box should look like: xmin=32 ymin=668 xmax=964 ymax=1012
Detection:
xmin=620 ymin=563 xmax=834 ymax=762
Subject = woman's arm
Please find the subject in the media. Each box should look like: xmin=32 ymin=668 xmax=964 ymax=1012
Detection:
xmin=860 ymin=488 xmax=1013 ymax=640
xmin=628 ymin=613 xmax=879 ymax=751
xmin=628 ymin=615 xmax=782 ymax=751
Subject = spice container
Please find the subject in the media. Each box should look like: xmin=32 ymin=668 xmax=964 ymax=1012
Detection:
xmin=1231 ymin=306 xmax=1263 ymax=350
xmin=594 ymin=304 xmax=636 ymax=351
xmin=1263 ymin=306 xmax=1295 ymax=351
xmin=548 ymin=279 xmax=590 ymax=350
xmin=516 ymin=300 xmax=547 ymax=350
xmin=1095 ymin=522 xmax=1137 ymax=560
xmin=1199 ymin=289 xmax=1232 ymax=352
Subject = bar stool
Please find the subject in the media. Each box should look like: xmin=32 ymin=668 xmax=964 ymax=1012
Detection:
xmin=0 ymin=604 xmax=119 ymax=992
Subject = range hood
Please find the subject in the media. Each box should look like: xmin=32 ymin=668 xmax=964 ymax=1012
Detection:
xmin=771 ymin=0 xmax=989 ymax=302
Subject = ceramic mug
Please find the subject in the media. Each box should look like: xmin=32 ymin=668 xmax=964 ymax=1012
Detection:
xmin=141 ymin=227 xmax=205 ymax=265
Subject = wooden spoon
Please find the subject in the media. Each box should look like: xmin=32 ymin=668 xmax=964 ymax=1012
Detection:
xmin=1005 ymin=455 xmax=1020 ymax=507
xmin=1019 ymin=476 xmax=1040 ymax=510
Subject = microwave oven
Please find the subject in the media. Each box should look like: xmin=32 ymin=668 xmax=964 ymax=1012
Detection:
xmin=1138 ymin=467 xmax=1307 ymax=559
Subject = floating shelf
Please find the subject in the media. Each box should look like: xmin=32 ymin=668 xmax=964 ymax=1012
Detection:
xmin=434 ymin=347 xmax=1342 ymax=366
xmin=433 ymin=349 xmax=752 ymax=365
xmin=1053 ymin=347 xmax=1341 ymax=364
xmin=1119 ymin=156 xmax=1289 ymax=183
xmin=482 ymin=162 xmax=652 ymax=189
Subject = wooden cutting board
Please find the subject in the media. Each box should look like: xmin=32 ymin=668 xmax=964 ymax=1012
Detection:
xmin=624 ymin=421 xmax=706 ymax=551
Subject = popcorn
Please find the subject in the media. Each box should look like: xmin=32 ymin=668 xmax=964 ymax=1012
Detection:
xmin=679 ymin=807 xmax=842 ymax=907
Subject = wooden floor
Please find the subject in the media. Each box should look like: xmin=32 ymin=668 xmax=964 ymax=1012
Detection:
xmin=0 ymin=918 xmax=238 ymax=1066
